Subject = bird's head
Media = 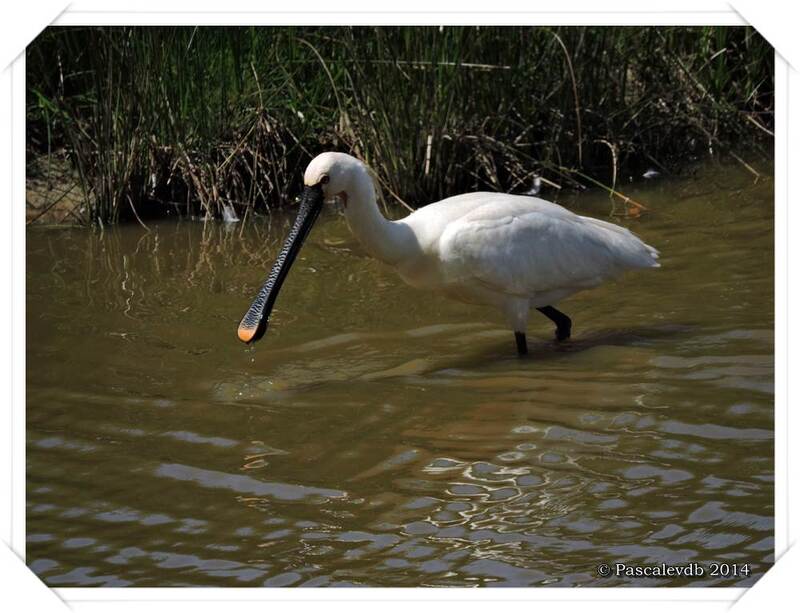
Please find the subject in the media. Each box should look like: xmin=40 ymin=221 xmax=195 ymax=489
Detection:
xmin=303 ymin=151 xmax=369 ymax=209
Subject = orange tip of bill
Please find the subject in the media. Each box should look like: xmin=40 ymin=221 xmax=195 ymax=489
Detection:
xmin=237 ymin=324 xmax=257 ymax=344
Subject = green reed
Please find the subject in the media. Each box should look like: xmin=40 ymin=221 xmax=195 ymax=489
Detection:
xmin=26 ymin=26 xmax=773 ymax=224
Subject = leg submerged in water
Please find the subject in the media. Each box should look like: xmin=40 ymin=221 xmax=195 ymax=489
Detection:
xmin=537 ymin=306 xmax=572 ymax=341
xmin=514 ymin=331 xmax=528 ymax=356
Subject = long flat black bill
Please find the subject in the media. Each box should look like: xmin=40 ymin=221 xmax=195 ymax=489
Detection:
xmin=237 ymin=184 xmax=324 ymax=344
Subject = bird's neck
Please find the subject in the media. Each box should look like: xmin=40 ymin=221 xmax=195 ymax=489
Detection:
xmin=343 ymin=172 xmax=416 ymax=265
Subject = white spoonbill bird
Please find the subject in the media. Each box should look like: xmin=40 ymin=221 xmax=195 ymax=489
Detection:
xmin=238 ymin=152 xmax=659 ymax=355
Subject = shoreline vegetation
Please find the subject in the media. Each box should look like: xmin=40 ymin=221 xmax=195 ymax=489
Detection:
xmin=26 ymin=26 xmax=774 ymax=226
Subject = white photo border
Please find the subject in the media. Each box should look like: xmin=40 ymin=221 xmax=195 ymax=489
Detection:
xmin=4 ymin=2 xmax=793 ymax=611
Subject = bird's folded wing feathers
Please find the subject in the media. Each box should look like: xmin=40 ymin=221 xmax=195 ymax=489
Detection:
xmin=437 ymin=206 xmax=659 ymax=297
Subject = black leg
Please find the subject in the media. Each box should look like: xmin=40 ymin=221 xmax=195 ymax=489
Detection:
xmin=514 ymin=331 xmax=528 ymax=356
xmin=537 ymin=306 xmax=572 ymax=341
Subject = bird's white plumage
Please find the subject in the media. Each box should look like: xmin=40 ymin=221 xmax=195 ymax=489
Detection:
xmin=305 ymin=152 xmax=659 ymax=334
xmin=438 ymin=194 xmax=657 ymax=292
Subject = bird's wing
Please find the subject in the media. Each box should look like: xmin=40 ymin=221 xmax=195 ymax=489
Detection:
xmin=437 ymin=198 xmax=659 ymax=297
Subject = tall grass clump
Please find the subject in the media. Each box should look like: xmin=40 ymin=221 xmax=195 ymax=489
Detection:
xmin=26 ymin=26 xmax=773 ymax=225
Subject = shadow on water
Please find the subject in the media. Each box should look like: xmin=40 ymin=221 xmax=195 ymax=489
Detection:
xmin=226 ymin=322 xmax=698 ymax=394
xmin=26 ymin=161 xmax=774 ymax=587
xmin=478 ymin=323 xmax=698 ymax=361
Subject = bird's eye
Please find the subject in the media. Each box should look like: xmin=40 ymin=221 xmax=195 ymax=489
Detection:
xmin=320 ymin=175 xmax=330 ymax=184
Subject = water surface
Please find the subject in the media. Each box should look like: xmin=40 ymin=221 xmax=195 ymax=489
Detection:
xmin=27 ymin=161 xmax=774 ymax=587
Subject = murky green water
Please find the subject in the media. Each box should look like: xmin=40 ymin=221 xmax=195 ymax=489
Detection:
xmin=27 ymin=161 xmax=774 ymax=587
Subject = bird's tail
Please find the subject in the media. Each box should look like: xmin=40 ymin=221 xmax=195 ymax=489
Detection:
xmin=584 ymin=216 xmax=660 ymax=269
